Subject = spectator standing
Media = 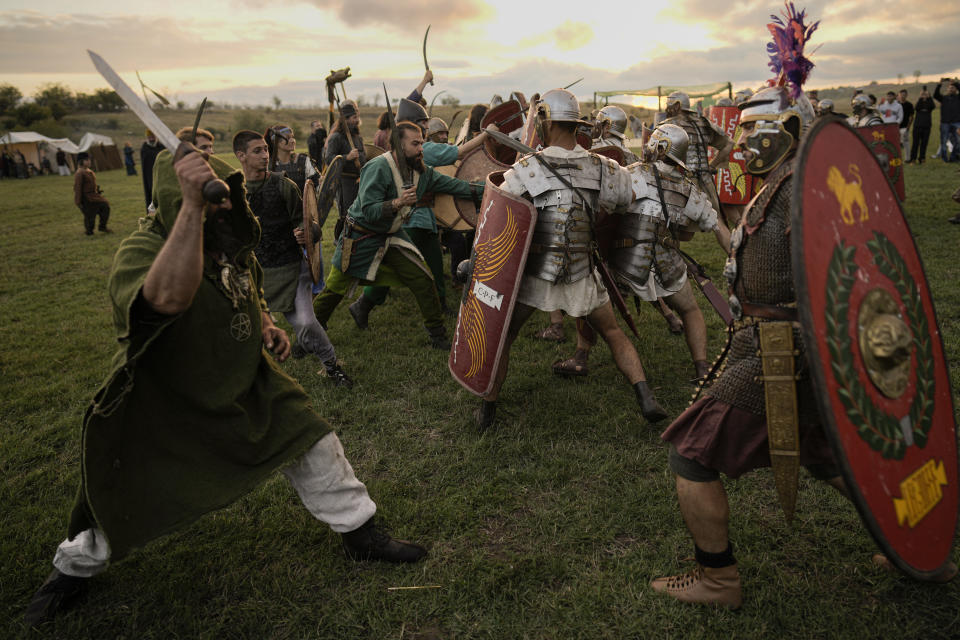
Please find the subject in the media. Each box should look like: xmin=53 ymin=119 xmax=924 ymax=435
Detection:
xmin=933 ymin=78 xmax=960 ymax=162
xmin=73 ymin=152 xmax=111 ymax=235
xmin=898 ymin=90 xmax=914 ymax=160
xmin=878 ymin=91 xmax=903 ymax=125
xmin=15 ymin=150 xmax=28 ymax=179
xmin=911 ymin=88 xmax=935 ymax=165
xmin=140 ymin=130 xmax=163 ymax=210
xmin=56 ymin=149 xmax=70 ymax=176
xmin=373 ymin=111 xmax=390 ymax=150
xmin=123 ymin=142 xmax=137 ymax=176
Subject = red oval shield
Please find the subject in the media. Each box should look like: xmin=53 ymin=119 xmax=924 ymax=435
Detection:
xmin=793 ymin=118 xmax=958 ymax=580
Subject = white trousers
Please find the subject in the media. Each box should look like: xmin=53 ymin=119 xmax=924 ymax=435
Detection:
xmin=52 ymin=432 xmax=376 ymax=577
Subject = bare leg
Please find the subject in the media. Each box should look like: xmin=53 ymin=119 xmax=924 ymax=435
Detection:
xmin=677 ymin=477 xmax=730 ymax=553
xmin=486 ymin=303 xmax=536 ymax=402
xmin=586 ymin=300 xmax=646 ymax=383
xmin=664 ymin=281 xmax=709 ymax=367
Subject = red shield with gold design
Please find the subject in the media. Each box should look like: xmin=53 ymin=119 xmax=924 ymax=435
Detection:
xmin=793 ymin=118 xmax=957 ymax=580
xmin=482 ymin=100 xmax=525 ymax=165
xmin=854 ymin=123 xmax=905 ymax=201
xmin=449 ymin=172 xmax=537 ymax=396
xmin=707 ymin=105 xmax=758 ymax=205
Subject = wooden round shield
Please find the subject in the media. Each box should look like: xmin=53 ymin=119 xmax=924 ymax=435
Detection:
xmin=364 ymin=143 xmax=385 ymax=160
xmin=316 ymin=154 xmax=343 ymax=228
xmin=482 ymin=100 xmax=525 ymax=165
xmin=793 ymin=117 xmax=958 ymax=580
xmin=453 ymin=146 xmax=511 ymax=227
xmin=433 ymin=165 xmax=473 ymax=231
xmin=302 ymin=179 xmax=322 ymax=285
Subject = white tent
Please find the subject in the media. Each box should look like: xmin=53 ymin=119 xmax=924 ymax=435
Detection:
xmin=77 ymin=132 xmax=115 ymax=151
xmin=77 ymin=132 xmax=123 ymax=170
xmin=0 ymin=131 xmax=81 ymax=173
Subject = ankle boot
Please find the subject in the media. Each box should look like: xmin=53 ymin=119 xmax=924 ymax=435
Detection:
xmin=475 ymin=399 xmax=497 ymax=433
xmin=341 ymin=517 xmax=427 ymax=563
xmin=322 ymin=359 xmax=353 ymax=388
xmin=348 ymin=295 xmax=374 ymax=329
xmin=633 ymin=381 xmax=668 ymax=423
xmin=427 ymin=325 xmax=451 ymax=350
xmin=650 ymin=563 xmax=742 ymax=609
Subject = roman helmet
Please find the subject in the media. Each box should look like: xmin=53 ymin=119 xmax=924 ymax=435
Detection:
xmin=397 ymin=98 xmax=429 ymax=128
xmin=736 ymin=86 xmax=814 ymax=175
xmin=666 ymin=91 xmax=694 ymax=115
xmin=426 ymin=117 xmax=449 ymax=143
xmin=817 ymin=98 xmax=834 ymax=115
xmin=533 ymin=88 xmax=581 ymax=145
xmin=646 ymin=123 xmax=688 ymax=169
xmin=851 ymin=93 xmax=872 ymax=117
xmin=596 ymin=105 xmax=628 ymax=139
xmin=733 ymin=88 xmax=754 ymax=105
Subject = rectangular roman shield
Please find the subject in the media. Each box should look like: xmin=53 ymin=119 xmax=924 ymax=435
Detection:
xmin=707 ymin=105 xmax=757 ymax=205
xmin=853 ymin=123 xmax=905 ymax=201
xmin=449 ymin=172 xmax=537 ymax=396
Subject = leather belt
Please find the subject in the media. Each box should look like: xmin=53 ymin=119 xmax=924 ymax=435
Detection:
xmin=740 ymin=302 xmax=798 ymax=322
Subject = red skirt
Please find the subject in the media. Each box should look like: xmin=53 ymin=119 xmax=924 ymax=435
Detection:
xmin=661 ymin=395 xmax=836 ymax=479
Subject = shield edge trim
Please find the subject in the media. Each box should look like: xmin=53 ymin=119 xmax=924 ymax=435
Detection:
xmin=791 ymin=116 xmax=959 ymax=581
xmin=448 ymin=171 xmax=537 ymax=397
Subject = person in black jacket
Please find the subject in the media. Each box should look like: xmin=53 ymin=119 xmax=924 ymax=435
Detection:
xmin=910 ymin=88 xmax=936 ymax=165
xmin=140 ymin=130 xmax=164 ymax=210
xmin=307 ymin=120 xmax=326 ymax=169
xmin=897 ymin=90 xmax=914 ymax=160
xmin=933 ymin=79 xmax=960 ymax=162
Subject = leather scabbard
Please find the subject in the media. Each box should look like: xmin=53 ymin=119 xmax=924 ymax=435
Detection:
xmin=758 ymin=320 xmax=800 ymax=523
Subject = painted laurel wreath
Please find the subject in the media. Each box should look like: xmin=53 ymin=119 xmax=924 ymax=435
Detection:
xmin=824 ymin=231 xmax=935 ymax=460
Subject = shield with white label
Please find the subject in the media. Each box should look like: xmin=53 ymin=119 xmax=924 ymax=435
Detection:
xmin=449 ymin=171 xmax=537 ymax=396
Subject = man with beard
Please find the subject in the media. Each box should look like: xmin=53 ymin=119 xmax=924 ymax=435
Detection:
xmin=140 ymin=129 xmax=163 ymax=211
xmin=325 ymin=100 xmax=366 ymax=240
xmin=233 ymin=130 xmax=351 ymax=387
xmin=347 ymin=98 xmax=493 ymax=326
xmin=472 ymin=89 xmax=667 ymax=432
xmin=25 ymin=143 xmax=427 ymax=628
xmin=312 ymin=122 xmax=482 ymax=350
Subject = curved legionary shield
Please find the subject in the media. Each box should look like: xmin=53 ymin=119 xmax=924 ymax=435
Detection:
xmin=364 ymin=143 xmax=385 ymax=161
xmin=453 ymin=146 xmax=511 ymax=227
xmin=591 ymin=144 xmax=625 ymax=166
xmin=482 ymin=100 xmax=525 ymax=164
xmin=853 ymin=123 xmax=905 ymax=201
xmin=316 ymin=154 xmax=343 ymax=228
xmin=706 ymin=105 xmax=758 ymax=205
xmin=433 ymin=165 xmax=473 ymax=231
xmin=449 ymin=172 xmax=537 ymax=396
xmin=793 ymin=118 xmax=958 ymax=581
xmin=302 ymin=179 xmax=323 ymax=285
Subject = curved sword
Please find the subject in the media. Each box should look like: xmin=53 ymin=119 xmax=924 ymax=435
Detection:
xmin=422 ymin=25 xmax=433 ymax=86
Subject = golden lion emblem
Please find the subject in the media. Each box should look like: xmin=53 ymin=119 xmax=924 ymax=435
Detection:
xmin=827 ymin=164 xmax=868 ymax=225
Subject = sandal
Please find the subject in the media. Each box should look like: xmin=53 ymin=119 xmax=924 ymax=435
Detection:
xmin=552 ymin=349 xmax=589 ymax=377
xmin=534 ymin=322 xmax=566 ymax=342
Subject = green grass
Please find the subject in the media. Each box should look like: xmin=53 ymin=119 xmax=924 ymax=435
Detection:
xmin=1 ymin=135 xmax=959 ymax=638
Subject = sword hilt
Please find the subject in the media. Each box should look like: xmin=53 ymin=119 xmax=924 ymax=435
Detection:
xmin=173 ymin=141 xmax=230 ymax=205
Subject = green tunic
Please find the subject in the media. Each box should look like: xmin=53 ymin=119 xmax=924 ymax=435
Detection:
xmin=67 ymin=152 xmax=331 ymax=561
xmin=330 ymin=153 xmax=478 ymax=281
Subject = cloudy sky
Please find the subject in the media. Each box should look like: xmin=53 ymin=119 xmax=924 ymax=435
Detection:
xmin=2 ymin=0 xmax=958 ymax=109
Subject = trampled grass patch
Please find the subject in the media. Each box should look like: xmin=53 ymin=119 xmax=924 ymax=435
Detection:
xmin=1 ymin=138 xmax=959 ymax=638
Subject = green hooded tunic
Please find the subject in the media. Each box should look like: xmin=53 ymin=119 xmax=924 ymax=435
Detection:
xmin=67 ymin=151 xmax=331 ymax=561
xmin=330 ymin=153 xmax=479 ymax=281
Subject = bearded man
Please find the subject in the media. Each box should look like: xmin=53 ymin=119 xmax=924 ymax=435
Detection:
xmin=312 ymin=122 xmax=482 ymax=350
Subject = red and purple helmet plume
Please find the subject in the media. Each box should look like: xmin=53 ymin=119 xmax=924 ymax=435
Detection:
xmin=766 ymin=2 xmax=820 ymax=99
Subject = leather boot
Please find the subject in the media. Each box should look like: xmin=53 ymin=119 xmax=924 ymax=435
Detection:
xmin=634 ymin=381 xmax=668 ymax=423
xmin=322 ymin=359 xmax=353 ymax=388
xmin=341 ymin=517 xmax=427 ymax=563
xmin=427 ymin=325 xmax=451 ymax=350
xmin=348 ymin=295 xmax=374 ymax=330
xmin=24 ymin=569 xmax=89 ymax=627
xmin=475 ymin=399 xmax=497 ymax=433
xmin=650 ymin=563 xmax=742 ymax=609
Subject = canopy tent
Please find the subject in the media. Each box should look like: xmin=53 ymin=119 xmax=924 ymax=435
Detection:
xmin=0 ymin=131 xmax=81 ymax=174
xmin=77 ymin=132 xmax=123 ymax=171
xmin=594 ymin=82 xmax=732 ymax=111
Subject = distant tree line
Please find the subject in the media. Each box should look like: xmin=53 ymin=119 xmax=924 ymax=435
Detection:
xmin=0 ymin=82 xmax=127 ymax=129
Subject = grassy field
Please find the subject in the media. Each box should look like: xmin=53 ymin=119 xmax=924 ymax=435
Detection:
xmin=1 ymin=132 xmax=959 ymax=638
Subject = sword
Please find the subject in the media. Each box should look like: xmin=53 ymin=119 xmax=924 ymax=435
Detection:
xmin=89 ymin=51 xmax=228 ymax=204
xmin=428 ymin=90 xmax=446 ymax=116
xmin=681 ymin=254 xmax=734 ymax=327
xmin=190 ymin=97 xmax=207 ymax=144
xmin=563 ymin=77 xmax=584 ymax=90
xmin=422 ymin=25 xmax=433 ymax=86
xmin=483 ymin=127 xmax=642 ymax=338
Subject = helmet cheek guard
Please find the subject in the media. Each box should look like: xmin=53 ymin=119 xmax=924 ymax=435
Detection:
xmin=534 ymin=102 xmax=550 ymax=146
xmin=743 ymin=119 xmax=795 ymax=174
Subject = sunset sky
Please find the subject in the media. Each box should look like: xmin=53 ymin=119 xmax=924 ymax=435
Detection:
xmin=3 ymin=0 xmax=959 ymax=109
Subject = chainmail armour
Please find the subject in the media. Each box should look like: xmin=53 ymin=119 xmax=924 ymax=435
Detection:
xmin=248 ymin=173 xmax=300 ymax=268
xmin=705 ymin=162 xmax=819 ymax=423
xmin=504 ymin=151 xmax=632 ymax=284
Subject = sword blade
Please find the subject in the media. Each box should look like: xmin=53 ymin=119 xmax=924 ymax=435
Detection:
xmin=190 ymin=97 xmax=207 ymax=143
xmin=483 ymin=127 xmax=535 ymax=155
xmin=88 ymin=50 xmax=180 ymax=153
xmin=422 ymin=24 xmax=433 ymax=85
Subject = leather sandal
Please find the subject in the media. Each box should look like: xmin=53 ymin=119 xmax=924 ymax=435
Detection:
xmin=534 ymin=322 xmax=566 ymax=342
xmin=552 ymin=349 xmax=589 ymax=377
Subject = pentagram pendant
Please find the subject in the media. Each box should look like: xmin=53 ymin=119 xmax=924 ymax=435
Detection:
xmin=230 ymin=312 xmax=252 ymax=342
